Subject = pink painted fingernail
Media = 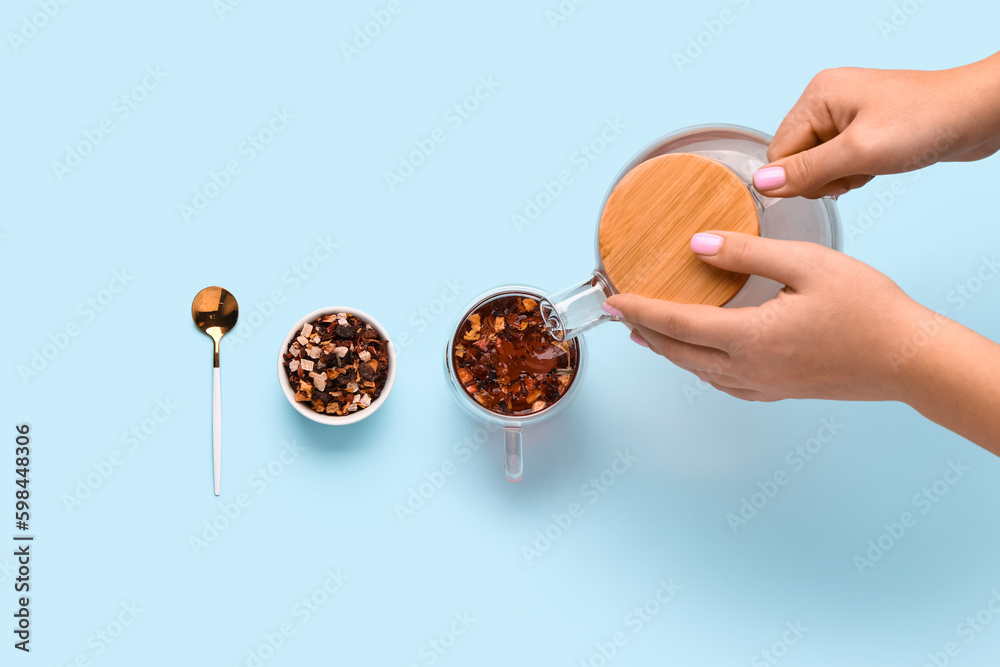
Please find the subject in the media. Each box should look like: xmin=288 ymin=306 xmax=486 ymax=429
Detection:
xmin=630 ymin=331 xmax=648 ymax=348
xmin=602 ymin=302 xmax=623 ymax=319
xmin=691 ymin=232 xmax=723 ymax=256
xmin=753 ymin=166 xmax=786 ymax=191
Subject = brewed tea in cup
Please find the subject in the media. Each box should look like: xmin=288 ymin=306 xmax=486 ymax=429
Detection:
xmin=445 ymin=287 xmax=585 ymax=482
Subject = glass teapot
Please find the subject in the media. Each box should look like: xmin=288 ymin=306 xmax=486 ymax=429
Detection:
xmin=539 ymin=124 xmax=842 ymax=340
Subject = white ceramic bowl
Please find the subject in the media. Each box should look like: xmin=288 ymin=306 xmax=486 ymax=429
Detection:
xmin=277 ymin=307 xmax=396 ymax=425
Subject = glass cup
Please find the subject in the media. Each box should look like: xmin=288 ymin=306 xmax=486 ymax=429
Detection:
xmin=444 ymin=286 xmax=586 ymax=482
xmin=539 ymin=124 xmax=843 ymax=340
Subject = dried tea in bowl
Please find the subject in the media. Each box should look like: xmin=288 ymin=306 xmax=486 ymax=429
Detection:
xmin=281 ymin=312 xmax=389 ymax=416
xmin=452 ymin=295 xmax=579 ymax=416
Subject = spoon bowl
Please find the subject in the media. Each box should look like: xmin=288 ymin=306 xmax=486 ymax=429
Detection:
xmin=192 ymin=287 xmax=239 ymax=364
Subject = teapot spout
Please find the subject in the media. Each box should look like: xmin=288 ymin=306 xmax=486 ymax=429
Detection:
xmin=540 ymin=272 xmax=615 ymax=342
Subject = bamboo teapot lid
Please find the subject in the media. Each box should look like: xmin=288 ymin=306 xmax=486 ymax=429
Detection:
xmin=598 ymin=153 xmax=760 ymax=306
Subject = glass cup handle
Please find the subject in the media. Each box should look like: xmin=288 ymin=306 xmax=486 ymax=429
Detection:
xmin=504 ymin=426 xmax=523 ymax=483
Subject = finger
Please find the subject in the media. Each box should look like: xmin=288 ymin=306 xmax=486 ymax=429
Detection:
xmin=629 ymin=329 xmax=649 ymax=348
xmin=604 ymin=294 xmax=740 ymax=348
xmin=689 ymin=231 xmax=827 ymax=288
xmin=696 ymin=365 xmax=753 ymax=391
xmin=628 ymin=323 xmax=732 ymax=375
xmin=768 ymin=88 xmax=842 ymax=164
xmin=798 ymin=174 xmax=874 ymax=200
xmin=628 ymin=327 xmax=751 ymax=390
xmin=706 ymin=381 xmax=770 ymax=402
xmin=754 ymin=129 xmax=869 ymax=199
xmin=768 ymin=70 xmax=856 ymax=164
xmin=684 ymin=365 xmax=755 ymax=393
xmin=764 ymin=68 xmax=867 ymax=198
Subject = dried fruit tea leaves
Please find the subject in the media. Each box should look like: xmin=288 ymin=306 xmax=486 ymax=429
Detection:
xmin=282 ymin=312 xmax=390 ymax=416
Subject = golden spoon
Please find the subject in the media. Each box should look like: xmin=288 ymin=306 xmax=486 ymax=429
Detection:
xmin=191 ymin=287 xmax=239 ymax=495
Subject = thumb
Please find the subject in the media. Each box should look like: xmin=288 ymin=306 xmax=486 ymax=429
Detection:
xmin=753 ymin=131 xmax=866 ymax=198
xmin=690 ymin=231 xmax=826 ymax=288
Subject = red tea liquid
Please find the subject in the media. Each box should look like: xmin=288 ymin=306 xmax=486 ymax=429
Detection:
xmin=452 ymin=293 xmax=579 ymax=416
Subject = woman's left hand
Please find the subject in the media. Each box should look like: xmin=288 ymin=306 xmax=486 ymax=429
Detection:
xmin=604 ymin=231 xmax=935 ymax=403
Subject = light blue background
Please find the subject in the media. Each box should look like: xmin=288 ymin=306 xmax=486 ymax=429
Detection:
xmin=3 ymin=0 xmax=1000 ymax=665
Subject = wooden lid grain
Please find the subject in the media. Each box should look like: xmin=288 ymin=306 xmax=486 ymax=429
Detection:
xmin=598 ymin=153 xmax=760 ymax=306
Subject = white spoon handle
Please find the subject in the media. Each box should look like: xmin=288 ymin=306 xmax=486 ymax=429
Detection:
xmin=213 ymin=366 xmax=222 ymax=495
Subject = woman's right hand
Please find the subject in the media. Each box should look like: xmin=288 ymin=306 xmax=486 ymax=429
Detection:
xmin=752 ymin=52 xmax=1000 ymax=199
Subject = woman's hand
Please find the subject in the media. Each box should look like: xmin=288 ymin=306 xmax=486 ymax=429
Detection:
xmin=604 ymin=232 xmax=1000 ymax=453
xmin=752 ymin=53 xmax=1000 ymax=199
xmin=604 ymin=232 xmax=929 ymax=402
